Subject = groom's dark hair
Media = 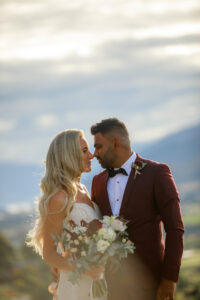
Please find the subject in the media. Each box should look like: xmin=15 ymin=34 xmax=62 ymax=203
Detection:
xmin=91 ymin=118 xmax=131 ymax=148
xmin=90 ymin=118 xmax=128 ymax=135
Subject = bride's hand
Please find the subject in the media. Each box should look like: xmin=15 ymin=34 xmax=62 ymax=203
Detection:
xmin=83 ymin=265 xmax=105 ymax=280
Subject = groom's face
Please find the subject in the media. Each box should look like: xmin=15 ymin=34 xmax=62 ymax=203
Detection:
xmin=93 ymin=133 xmax=117 ymax=168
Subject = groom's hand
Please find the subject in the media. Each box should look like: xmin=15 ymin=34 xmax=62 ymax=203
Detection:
xmin=156 ymin=278 xmax=176 ymax=300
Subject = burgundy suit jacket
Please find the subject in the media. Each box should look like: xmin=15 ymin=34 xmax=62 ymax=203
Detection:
xmin=91 ymin=154 xmax=184 ymax=283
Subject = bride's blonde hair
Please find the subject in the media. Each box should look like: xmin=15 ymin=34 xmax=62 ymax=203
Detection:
xmin=26 ymin=129 xmax=84 ymax=255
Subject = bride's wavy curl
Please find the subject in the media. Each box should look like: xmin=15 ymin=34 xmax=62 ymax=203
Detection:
xmin=26 ymin=129 xmax=84 ymax=256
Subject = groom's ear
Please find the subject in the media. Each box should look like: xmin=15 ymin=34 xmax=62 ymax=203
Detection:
xmin=112 ymin=137 xmax=120 ymax=149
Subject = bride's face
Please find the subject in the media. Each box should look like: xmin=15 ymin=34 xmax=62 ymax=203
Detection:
xmin=79 ymin=136 xmax=93 ymax=172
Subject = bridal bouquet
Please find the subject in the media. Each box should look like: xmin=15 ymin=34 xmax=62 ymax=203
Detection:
xmin=52 ymin=216 xmax=135 ymax=298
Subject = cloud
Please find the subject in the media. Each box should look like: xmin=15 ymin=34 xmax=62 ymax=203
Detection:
xmin=0 ymin=0 xmax=199 ymax=164
xmin=1 ymin=0 xmax=200 ymax=61
xmin=127 ymin=95 xmax=200 ymax=142
xmin=0 ymin=135 xmax=50 ymax=164
xmin=0 ymin=119 xmax=15 ymax=132
xmin=5 ymin=202 xmax=33 ymax=214
xmin=0 ymin=93 xmax=199 ymax=164
xmin=35 ymin=114 xmax=58 ymax=128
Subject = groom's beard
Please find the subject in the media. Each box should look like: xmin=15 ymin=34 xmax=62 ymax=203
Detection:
xmin=96 ymin=147 xmax=117 ymax=169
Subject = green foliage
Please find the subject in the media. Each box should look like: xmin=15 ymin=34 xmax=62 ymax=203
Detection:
xmin=0 ymin=232 xmax=52 ymax=300
xmin=182 ymin=204 xmax=200 ymax=249
xmin=0 ymin=232 xmax=15 ymax=271
xmin=183 ymin=214 xmax=200 ymax=226
xmin=184 ymin=233 xmax=200 ymax=250
xmin=176 ymin=250 xmax=200 ymax=300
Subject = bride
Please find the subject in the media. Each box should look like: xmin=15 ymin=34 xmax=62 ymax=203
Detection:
xmin=27 ymin=129 xmax=106 ymax=300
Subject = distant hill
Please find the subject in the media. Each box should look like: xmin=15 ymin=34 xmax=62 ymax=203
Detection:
xmin=0 ymin=124 xmax=199 ymax=212
xmin=135 ymin=124 xmax=200 ymax=202
xmin=135 ymin=124 xmax=200 ymax=182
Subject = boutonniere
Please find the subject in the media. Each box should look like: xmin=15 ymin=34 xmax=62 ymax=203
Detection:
xmin=131 ymin=161 xmax=147 ymax=180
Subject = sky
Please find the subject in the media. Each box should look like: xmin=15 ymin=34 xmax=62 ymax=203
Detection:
xmin=0 ymin=0 xmax=200 ymax=165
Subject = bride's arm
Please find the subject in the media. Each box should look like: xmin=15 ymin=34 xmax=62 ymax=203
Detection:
xmin=43 ymin=190 xmax=104 ymax=280
xmin=42 ymin=191 xmax=73 ymax=271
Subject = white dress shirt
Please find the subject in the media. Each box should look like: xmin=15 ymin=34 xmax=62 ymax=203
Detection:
xmin=107 ymin=152 xmax=136 ymax=216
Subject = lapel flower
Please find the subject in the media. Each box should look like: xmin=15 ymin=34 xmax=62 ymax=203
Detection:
xmin=132 ymin=161 xmax=147 ymax=180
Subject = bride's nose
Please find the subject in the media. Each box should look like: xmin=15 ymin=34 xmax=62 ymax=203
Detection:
xmin=88 ymin=151 xmax=93 ymax=159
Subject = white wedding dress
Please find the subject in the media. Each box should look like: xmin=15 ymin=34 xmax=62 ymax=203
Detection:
xmin=57 ymin=202 xmax=107 ymax=300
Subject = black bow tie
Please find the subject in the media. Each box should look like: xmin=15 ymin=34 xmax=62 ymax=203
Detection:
xmin=107 ymin=167 xmax=128 ymax=178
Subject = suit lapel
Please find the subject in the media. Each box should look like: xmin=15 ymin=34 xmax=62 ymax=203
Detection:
xmin=101 ymin=172 xmax=112 ymax=215
xmin=119 ymin=154 xmax=144 ymax=216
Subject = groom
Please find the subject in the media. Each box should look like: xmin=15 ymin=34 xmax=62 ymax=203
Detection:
xmin=90 ymin=118 xmax=184 ymax=300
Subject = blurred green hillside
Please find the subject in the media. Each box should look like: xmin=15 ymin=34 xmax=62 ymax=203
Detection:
xmin=175 ymin=204 xmax=200 ymax=300
xmin=0 ymin=233 xmax=51 ymax=300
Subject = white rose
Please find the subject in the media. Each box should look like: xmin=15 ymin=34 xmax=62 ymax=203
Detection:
xmin=103 ymin=216 xmax=115 ymax=226
xmin=98 ymin=228 xmax=107 ymax=238
xmin=71 ymin=248 xmax=77 ymax=253
xmin=111 ymin=220 xmax=127 ymax=232
xmin=81 ymin=251 xmax=86 ymax=256
xmin=97 ymin=240 xmax=110 ymax=253
xmin=102 ymin=216 xmax=111 ymax=226
xmin=74 ymin=239 xmax=79 ymax=245
xmin=98 ymin=228 xmax=116 ymax=242
xmin=105 ymin=228 xmax=116 ymax=241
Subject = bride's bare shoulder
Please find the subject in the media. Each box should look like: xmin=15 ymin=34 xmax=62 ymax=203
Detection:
xmin=81 ymin=183 xmax=90 ymax=194
xmin=48 ymin=190 xmax=68 ymax=213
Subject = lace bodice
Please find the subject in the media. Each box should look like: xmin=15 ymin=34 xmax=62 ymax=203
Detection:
xmin=64 ymin=202 xmax=102 ymax=225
